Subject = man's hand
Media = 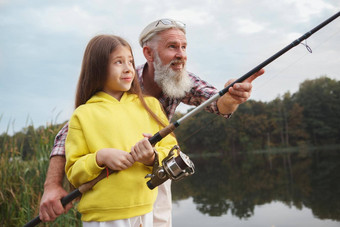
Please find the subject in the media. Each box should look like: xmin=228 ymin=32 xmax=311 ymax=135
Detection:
xmin=39 ymin=184 xmax=72 ymax=222
xmin=217 ymin=69 xmax=265 ymax=114
xmin=39 ymin=156 xmax=71 ymax=222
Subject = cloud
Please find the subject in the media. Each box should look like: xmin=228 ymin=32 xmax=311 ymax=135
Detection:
xmin=161 ymin=8 xmax=215 ymax=26
xmin=1 ymin=0 xmax=339 ymax=135
xmin=236 ymin=19 xmax=266 ymax=34
xmin=0 ymin=0 xmax=9 ymax=5
xmin=17 ymin=5 xmax=111 ymax=37
xmin=284 ymin=0 xmax=335 ymax=22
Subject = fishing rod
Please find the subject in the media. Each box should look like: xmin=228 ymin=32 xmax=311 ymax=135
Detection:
xmin=23 ymin=10 xmax=340 ymax=227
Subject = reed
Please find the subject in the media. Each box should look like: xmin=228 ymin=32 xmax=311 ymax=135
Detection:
xmin=0 ymin=123 xmax=82 ymax=227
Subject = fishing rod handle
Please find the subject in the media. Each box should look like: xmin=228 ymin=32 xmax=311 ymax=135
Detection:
xmin=23 ymin=169 xmax=112 ymax=227
xmin=60 ymin=189 xmax=82 ymax=206
xmin=148 ymin=123 xmax=179 ymax=145
xmin=23 ymin=188 xmax=82 ymax=227
xmin=23 ymin=216 xmax=41 ymax=227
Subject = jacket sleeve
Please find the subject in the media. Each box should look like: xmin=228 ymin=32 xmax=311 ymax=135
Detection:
xmin=181 ymin=72 xmax=232 ymax=118
xmin=65 ymin=114 xmax=104 ymax=188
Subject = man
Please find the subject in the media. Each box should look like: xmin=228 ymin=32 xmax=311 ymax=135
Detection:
xmin=39 ymin=18 xmax=264 ymax=226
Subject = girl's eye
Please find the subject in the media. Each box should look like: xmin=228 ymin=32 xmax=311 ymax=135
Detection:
xmin=115 ymin=60 xmax=122 ymax=64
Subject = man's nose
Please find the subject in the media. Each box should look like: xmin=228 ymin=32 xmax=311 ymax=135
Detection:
xmin=175 ymin=48 xmax=186 ymax=59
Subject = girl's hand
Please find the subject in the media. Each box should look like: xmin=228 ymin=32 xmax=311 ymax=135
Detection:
xmin=96 ymin=148 xmax=135 ymax=170
xmin=130 ymin=133 xmax=155 ymax=166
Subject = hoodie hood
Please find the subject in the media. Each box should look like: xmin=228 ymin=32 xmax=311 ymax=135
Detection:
xmin=86 ymin=91 xmax=138 ymax=104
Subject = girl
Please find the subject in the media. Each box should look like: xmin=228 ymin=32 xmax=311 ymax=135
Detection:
xmin=65 ymin=35 xmax=177 ymax=227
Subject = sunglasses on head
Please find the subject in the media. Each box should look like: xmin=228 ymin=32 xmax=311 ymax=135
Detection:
xmin=155 ymin=19 xmax=186 ymax=28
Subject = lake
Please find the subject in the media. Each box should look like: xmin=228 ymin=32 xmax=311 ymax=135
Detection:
xmin=171 ymin=147 xmax=340 ymax=227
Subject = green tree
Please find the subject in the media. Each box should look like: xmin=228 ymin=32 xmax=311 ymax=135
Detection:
xmin=294 ymin=76 xmax=340 ymax=144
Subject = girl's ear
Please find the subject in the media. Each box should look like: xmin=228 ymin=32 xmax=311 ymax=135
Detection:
xmin=143 ymin=46 xmax=154 ymax=62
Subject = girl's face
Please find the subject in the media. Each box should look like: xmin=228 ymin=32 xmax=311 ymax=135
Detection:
xmin=103 ymin=45 xmax=135 ymax=100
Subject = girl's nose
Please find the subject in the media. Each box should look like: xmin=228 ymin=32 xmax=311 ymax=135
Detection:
xmin=124 ymin=62 xmax=134 ymax=73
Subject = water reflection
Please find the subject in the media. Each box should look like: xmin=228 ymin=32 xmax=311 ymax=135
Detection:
xmin=171 ymin=147 xmax=340 ymax=225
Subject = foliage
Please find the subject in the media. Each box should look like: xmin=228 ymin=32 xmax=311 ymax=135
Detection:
xmin=0 ymin=122 xmax=82 ymax=227
xmin=294 ymin=76 xmax=340 ymax=144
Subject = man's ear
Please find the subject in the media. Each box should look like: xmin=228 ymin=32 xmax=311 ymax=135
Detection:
xmin=143 ymin=46 xmax=154 ymax=62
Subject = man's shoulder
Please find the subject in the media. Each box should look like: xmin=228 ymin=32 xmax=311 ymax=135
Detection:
xmin=187 ymin=71 xmax=200 ymax=80
xmin=186 ymin=71 xmax=215 ymax=89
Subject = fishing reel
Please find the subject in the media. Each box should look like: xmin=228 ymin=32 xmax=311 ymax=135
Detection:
xmin=145 ymin=145 xmax=195 ymax=190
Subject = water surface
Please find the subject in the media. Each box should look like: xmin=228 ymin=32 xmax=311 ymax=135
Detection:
xmin=171 ymin=147 xmax=340 ymax=226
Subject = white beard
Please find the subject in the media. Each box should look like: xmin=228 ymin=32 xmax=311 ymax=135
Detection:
xmin=153 ymin=54 xmax=193 ymax=99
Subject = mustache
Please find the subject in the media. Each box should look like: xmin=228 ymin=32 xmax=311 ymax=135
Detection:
xmin=170 ymin=59 xmax=185 ymax=65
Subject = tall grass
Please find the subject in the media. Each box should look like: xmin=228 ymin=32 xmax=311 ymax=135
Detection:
xmin=0 ymin=123 xmax=82 ymax=226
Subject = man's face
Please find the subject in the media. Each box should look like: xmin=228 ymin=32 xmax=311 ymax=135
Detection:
xmin=151 ymin=28 xmax=193 ymax=99
xmin=155 ymin=28 xmax=187 ymax=71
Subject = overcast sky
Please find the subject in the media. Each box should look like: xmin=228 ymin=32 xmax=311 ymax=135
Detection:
xmin=1 ymin=0 xmax=340 ymax=135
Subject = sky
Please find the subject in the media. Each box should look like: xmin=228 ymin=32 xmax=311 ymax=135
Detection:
xmin=1 ymin=0 xmax=340 ymax=135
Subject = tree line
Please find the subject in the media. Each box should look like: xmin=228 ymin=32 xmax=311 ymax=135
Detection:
xmin=1 ymin=76 xmax=339 ymax=160
xmin=173 ymin=76 xmax=340 ymax=154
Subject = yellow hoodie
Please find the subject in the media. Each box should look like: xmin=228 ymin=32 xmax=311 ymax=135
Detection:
xmin=65 ymin=91 xmax=177 ymax=222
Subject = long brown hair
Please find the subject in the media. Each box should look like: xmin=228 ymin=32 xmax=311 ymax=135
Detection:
xmin=75 ymin=34 xmax=165 ymax=127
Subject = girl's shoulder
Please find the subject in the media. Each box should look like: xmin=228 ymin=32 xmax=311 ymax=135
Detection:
xmin=71 ymin=104 xmax=92 ymax=119
xmin=143 ymin=95 xmax=162 ymax=107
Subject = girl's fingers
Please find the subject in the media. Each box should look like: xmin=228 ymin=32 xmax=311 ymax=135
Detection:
xmin=142 ymin=133 xmax=153 ymax=138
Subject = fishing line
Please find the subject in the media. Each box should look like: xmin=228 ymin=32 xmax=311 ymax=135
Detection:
xmin=300 ymin=40 xmax=312 ymax=53
xmin=254 ymin=23 xmax=340 ymax=98
xmin=178 ymin=114 xmax=220 ymax=143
